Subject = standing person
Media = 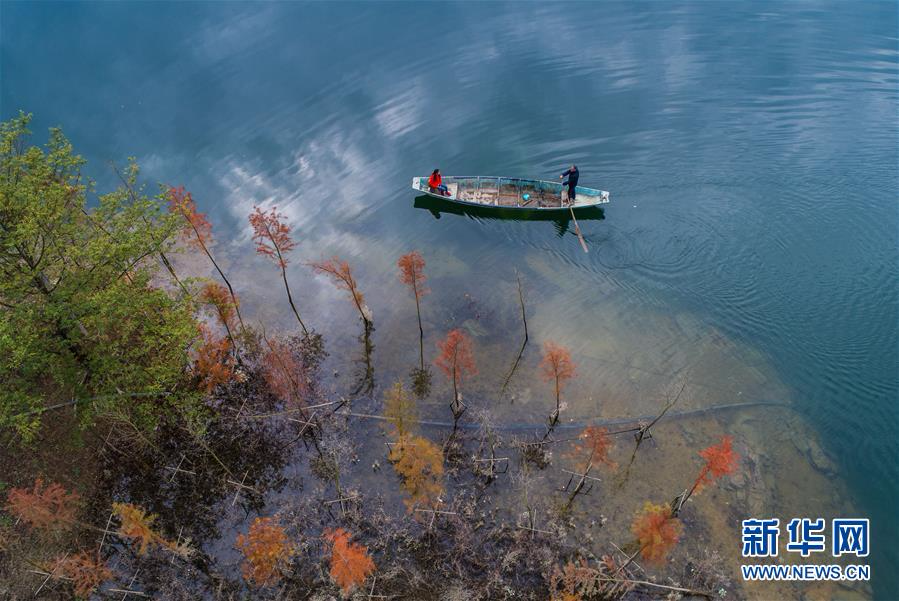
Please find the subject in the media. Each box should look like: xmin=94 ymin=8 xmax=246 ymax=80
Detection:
xmin=428 ymin=168 xmax=449 ymax=196
xmin=559 ymin=165 xmax=579 ymax=204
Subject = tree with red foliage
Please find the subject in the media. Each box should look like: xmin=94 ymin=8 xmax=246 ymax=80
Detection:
xmin=630 ymin=502 xmax=682 ymax=564
xmin=168 ymin=186 xmax=245 ymax=330
xmin=249 ymin=206 xmax=308 ymax=334
xmin=563 ymin=425 xmax=616 ymax=511
xmin=686 ymin=435 xmax=739 ymax=501
xmin=200 ymin=281 xmax=238 ymax=345
xmin=397 ymin=251 xmax=429 ymax=370
xmin=236 ymin=516 xmax=293 ymax=586
xmin=5 ymin=478 xmax=79 ymax=531
xmin=194 ymin=325 xmax=235 ymax=393
xmin=434 ymin=329 xmax=477 ymax=428
xmin=45 ymin=551 xmax=112 ymax=597
xmin=309 ymin=257 xmax=371 ymax=326
xmin=540 ymin=341 xmax=576 ymax=426
xmin=112 ymin=502 xmax=189 ymax=557
xmin=261 ymin=336 xmax=308 ymax=415
xmin=324 ymin=528 xmax=376 ymax=595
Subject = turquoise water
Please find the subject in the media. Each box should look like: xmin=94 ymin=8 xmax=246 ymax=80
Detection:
xmin=3 ymin=2 xmax=897 ymax=597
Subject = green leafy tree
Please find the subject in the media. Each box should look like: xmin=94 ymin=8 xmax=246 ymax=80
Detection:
xmin=0 ymin=112 xmax=200 ymax=440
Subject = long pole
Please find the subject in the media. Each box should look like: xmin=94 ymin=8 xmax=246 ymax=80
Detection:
xmin=568 ymin=201 xmax=589 ymax=253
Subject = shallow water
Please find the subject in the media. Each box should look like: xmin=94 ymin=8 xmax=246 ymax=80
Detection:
xmin=3 ymin=1 xmax=897 ymax=597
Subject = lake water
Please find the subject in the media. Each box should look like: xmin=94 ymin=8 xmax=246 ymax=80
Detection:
xmin=3 ymin=2 xmax=897 ymax=597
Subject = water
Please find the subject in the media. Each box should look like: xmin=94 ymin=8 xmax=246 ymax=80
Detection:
xmin=3 ymin=1 xmax=897 ymax=597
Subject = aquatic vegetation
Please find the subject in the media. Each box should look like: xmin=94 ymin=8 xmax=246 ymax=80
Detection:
xmin=324 ymin=527 xmax=375 ymax=595
xmin=261 ymin=336 xmax=308 ymax=412
xmin=45 ymin=551 xmax=113 ymax=597
xmin=113 ymin=502 xmax=188 ymax=557
xmin=398 ymin=250 xmax=429 ymax=370
xmin=310 ymin=256 xmax=371 ymax=325
xmin=250 ymin=205 xmax=309 ymax=334
xmin=692 ymin=435 xmax=739 ymax=494
xmin=539 ymin=341 xmax=576 ymax=426
xmin=199 ymin=281 xmax=239 ymax=336
xmin=194 ymin=324 xmax=235 ymax=393
xmin=5 ymin=479 xmax=79 ymax=531
xmin=435 ymin=329 xmax=477 ymax=431
xmin=236 ymin=516 xmax=293 ymax=586
xmin=631 ymin=501 xmax=682 ymax=564
xmin=390 ymin=434 xmax=445 ymax=510
xmin=168 ymin=186 xmax=245 ymax=330
xmin=383 ymin=380 xmax=417 ymax=441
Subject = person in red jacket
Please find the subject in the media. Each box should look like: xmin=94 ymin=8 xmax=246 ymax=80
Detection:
xmin=428 ymin=168 xmax=449 ymax=196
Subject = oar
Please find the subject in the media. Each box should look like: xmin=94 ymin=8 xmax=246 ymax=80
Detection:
xmin=562 ymin=185 xmax=589 ymax=253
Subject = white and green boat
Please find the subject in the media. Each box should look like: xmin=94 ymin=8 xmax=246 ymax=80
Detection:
xmin=411 ymin=176 xmax=610 ymax=212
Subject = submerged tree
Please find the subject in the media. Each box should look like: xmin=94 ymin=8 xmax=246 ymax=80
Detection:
xmin=383 ymin=380 xmax=418 ymax=443
xmin=168 ymin=186 xmax=246 ymax=332
xmin=310 ymin=256 xmax=374 ymax=393
xmin=563 ymin=425 xmax=616 ymax=511
xmin=631 ymin=502 xmax=682 ymax=564
xmin=325 ymin=528 xmax=376 ymax=595
xmin=540 ymin=341 xmax=576 ymax=429
xmin=397 ymin=251 xmax=431 ymax=396
xmin=0 ymin=113 xmax=199 ymax=440
xmin=675 ymin=435 xmax=740 ymax=513
xmin=194 ymin=324 xmax=236 ymax=394
xmin=113 ymin=502 xmax=189 ymax=557
xmin=236 ymin=516 xmax=293 ymax=586
xmin=261 ymin=336 xmax=308 ymax=415
xmin=249 ymin=206 xmax=309 ymax=335
xmin=44 ymin=551 xmax=112 ymax=598
xmin=434 ymin=329 xmax=477 ymax=433
xmin=391 ymin=434 xmax=444 ymax=510
xmin=5 ymin=478 xmax=79 ymax=531
xmin=199 ymin=281 xmax=239 ymax=346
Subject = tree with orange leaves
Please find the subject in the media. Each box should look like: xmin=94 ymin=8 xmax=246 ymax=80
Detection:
xmin=44 ymin=551 xmax=113 ymax=597
xmin=261 ymin=336 xmax=308 ymax=415
xmin=324 ymin=528 xmax=375 ymax=595
xmin=391 ymin=434 xmax=444 ymax=510
xmin=194 ymin=325 xmax=235 ymax=393
xmin=563 ymin=425 xmax=616 ymax=511
xmin=309 ymin=257 xmax=371 ymax=327
xmin=113 ymin=502 xmax=189 ymax=557
xmin=540 ymin=341 xmax=576 ymax=427
xmin=5 ymin=478 xmax=79 ymax=531
xmin=630 ymin=502 xmax=682 ymax=564
xmin=168 ymin=186 xmax=245 ymax=331
xmin=200 ymin=281 xmax=238 ymax=345
xmin=684 ymin=435 xmax=739 ymax=503
xmin=434 ymin=329 xmax=477 ymax=429
xmin=249 ymin=206 xmax=308 ymax=335
xmin=236 ymin=516 xmax=292 ymax=586
xmin=397 ymin=251 xmax=429 ymax=370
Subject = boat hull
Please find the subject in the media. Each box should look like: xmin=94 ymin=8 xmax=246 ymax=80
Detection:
xmin=411 ymin=176 xmax=609 ymax=211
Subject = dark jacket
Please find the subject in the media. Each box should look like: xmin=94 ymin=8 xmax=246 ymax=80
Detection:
xmin=561 ymin=167 xmax=579 ymax=187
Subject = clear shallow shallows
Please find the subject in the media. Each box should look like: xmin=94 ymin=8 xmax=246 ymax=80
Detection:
xmin=3 ymin=1 xmax=897 ymax=597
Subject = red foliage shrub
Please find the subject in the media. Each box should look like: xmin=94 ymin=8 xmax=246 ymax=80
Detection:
xmin=573 ymin=425 xmax=615 ymax=469
xmin=540 ymin=341 xmax=576 ymax=389
xmin=397 ymin=251 xmax=428 ymax=301
xmin=434 ymin=329 xmax=477 ymax=390
xmin=261 ymin=338 xmax=307 ymax=409
xmin=236 ymin=516 xmax=292 ymax=586
xmin=324 ymin=528 xmax=375 ymax=595
xmin=249 ymin=206 xmax=297 ymax=267
xmin=309 ymin=257 xmax=369 ymax=322
xmin=200 ymin=282 xmax=237 ymax=332
xmin=49 ymin=551 xmax=113 ymax=597
xmin=631 ymin=502 xmax=682 ymax=564
xmin=167 ymin=186 xmax=212 ymax=248
xmin=693 ymin=435 xmax=739 ymax=493
xmin=5 ymin=478 xmax=79 ymax=530
xmin=194 ymin=325 xmax=235 ymax=393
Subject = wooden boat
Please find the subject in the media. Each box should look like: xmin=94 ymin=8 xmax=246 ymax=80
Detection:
xmin=411 ymin=176 xmax=610 ymax=211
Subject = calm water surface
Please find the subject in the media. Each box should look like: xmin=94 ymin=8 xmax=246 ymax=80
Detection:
xmin=3 ymin=1 xmax=897 ymax=597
